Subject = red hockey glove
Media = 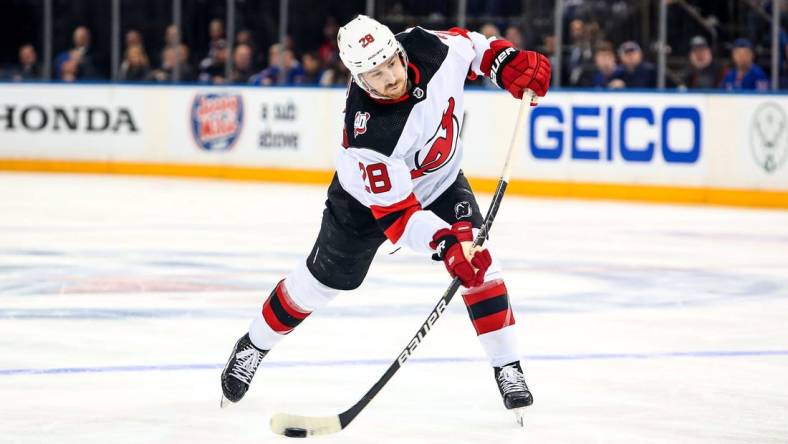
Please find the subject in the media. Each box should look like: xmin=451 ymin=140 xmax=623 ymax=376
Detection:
xmin=480 ymin=39 xmax=551 ymax=100
xmin=430 ymin=222 xmax=493 ymax=288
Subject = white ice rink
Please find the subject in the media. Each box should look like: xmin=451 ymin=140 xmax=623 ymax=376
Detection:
xmin=1 ymin=172 xmax=787 ymax=443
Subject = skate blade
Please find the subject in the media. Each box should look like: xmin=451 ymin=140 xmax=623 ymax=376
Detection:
xmin=512 ymin=407 xmax=526 ymax=427
xmin=219 ymin=394 xmax=234 ymax=409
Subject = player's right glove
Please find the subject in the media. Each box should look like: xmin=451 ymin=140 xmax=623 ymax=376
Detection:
xmin=480 ymin=39 xmax=551 ymax=100
xmin=430 ymin=222 xmax=492 ymax=288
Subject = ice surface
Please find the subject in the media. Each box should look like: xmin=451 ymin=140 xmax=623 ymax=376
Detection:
xmin=1 ymin=172 xmax=787 ymax=443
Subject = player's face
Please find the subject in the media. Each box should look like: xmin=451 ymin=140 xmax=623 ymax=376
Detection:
xmin=361 ymin=56 xmax=407 ymax=99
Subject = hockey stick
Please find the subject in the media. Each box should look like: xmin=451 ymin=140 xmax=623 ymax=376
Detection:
xmin=270 ymin=91 xmax=536 ymax=438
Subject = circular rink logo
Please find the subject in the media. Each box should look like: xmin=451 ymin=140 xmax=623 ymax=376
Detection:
xmin=749 ymin=102 xmax=788 ymax=173
xmin=190 ymin=93 xmax=244 ymax=151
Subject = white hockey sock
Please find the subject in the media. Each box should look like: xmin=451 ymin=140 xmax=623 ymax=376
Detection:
xmin=248 ymin=312 xmax=285 ymax=351
xmin=477 ymin=324 xmax=520 ymax=367
xmin=248 ymin=260 xmax=339 ymax=350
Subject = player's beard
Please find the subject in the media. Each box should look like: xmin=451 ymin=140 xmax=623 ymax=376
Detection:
xmin=384 ymin=79 xmax=407 ymax=99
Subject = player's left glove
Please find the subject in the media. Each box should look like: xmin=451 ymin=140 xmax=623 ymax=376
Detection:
xmin=430 ymin=222 xmax=492 ymax=288
xmin=481 ymin=39 xmax=551 ymax=100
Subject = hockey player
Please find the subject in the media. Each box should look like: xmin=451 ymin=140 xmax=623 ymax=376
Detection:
xmin=221 ymin=15 xmax=551 ymax=421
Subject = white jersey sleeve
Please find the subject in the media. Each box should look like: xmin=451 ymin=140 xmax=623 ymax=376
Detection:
xmin=337 ymin=147 xmax=450 ymax=254
xmin=427 ymin=29 xmax=494 ymax=77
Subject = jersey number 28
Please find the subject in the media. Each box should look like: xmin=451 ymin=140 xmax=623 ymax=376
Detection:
xmin=359 ymin=162 xmax=391 ymax=194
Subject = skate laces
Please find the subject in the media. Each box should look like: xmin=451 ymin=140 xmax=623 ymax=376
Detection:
xmin=229 ymin=345 xmax=263 ymax=385
xmin=498 ymin=365 xmax=526 ymax=395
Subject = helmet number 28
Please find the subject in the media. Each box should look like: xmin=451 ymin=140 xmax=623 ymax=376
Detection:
xmin=359 ymin=34 xmax=375 ymax=48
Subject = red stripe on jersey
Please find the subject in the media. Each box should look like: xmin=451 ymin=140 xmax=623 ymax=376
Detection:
xmin=462 ymin=279 xmax=508 ymax=305
xmin=408 ymin=62 xmax=421 ymax=84
xmin=275 ymin=280 xmax=310 ymax=320
xmin=446 ymin=27 xmax=472 ymax=41
xmin=370 ymin=193 xmax=421 ymax=219
xmin=262 ymin=302 xmax=292 ymax=334
xmin=370 ymin=193 xmax=422 ymax=243
xmin=383 ymin=205 xmax=420 ymax=243
xmin=471 ymin=307 xmax=516 ymax=335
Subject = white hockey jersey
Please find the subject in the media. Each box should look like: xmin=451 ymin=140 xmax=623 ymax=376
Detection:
xmin=335 ymin=27 xmax=493 ymax=254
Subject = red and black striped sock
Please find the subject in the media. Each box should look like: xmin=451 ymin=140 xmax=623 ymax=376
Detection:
xmin=462 ymin=279 xmax=515 ymax=335
xmin=261 ymin=280 xmax=311 ymax=335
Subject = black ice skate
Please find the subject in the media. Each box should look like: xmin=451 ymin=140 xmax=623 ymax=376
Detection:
xmin=220 ymin=333 xmax=268 ymax=407
xmin=494 ymin=361 xmax=533 ymax=426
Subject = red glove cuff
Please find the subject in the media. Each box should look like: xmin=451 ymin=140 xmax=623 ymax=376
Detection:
xmin=430 ymin=221 xmax=474 ymax=249
xmin=480 ymin=39 xmax=515 ymax=77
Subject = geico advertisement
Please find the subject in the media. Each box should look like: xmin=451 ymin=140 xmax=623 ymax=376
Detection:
xmin=518 ymin=92 xmax=708 ymax=185
xmin=170 ymin=87 xmax=343 ymax=168
xmin=0 ymin=84 xmax=145 ymax=158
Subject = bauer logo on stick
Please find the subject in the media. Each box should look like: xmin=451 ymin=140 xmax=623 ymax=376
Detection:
xmin=190 ymin=93 xmax=244 ymax=151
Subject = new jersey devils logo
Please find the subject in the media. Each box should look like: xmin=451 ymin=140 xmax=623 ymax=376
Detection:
xmin=411 ymin=97 xmax=459 ymax=179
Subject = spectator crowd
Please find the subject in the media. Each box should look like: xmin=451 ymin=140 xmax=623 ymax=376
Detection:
xmin=0 ymin=18 xmax=351 ymax=88
xmin=541 ymin=15 xmax=771 ymax=91
xmin=0 ymin=15 xmax=777 ymax=92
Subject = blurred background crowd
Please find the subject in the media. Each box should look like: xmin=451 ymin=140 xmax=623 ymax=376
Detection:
xmin=0 ymin=0 xmax=783 ymax=91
